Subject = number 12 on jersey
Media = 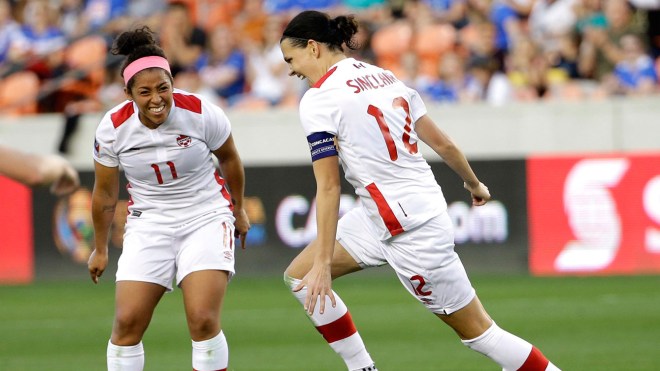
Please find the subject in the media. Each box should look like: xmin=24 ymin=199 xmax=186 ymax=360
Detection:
xmin=366 ymin=96 xmax=418 ymax=161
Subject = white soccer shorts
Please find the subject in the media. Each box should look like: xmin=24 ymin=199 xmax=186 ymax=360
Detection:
xmin=116 ymin=210 xmax=236 ymax=291
xmin=337 ymin=207 xmax=475 ymax=315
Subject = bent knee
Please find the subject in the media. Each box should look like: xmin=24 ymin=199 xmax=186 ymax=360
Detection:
xmin=187 ymin=311 xmax=220 ymax=338
xmin=283 ymin=273 xmax=301 ymax=289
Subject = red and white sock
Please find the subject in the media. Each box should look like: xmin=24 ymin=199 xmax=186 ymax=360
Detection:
xmin=107 ymin=340 xmax=144 ymax=371
xmin=462 ymin=322 xmax=560 ymax=371
xmin=286 ymin=276 xmax=375 ymax=371
xmin=192 ymin=331 xmax=228 ymax=371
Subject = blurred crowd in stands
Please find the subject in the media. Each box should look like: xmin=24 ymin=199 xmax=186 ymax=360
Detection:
xmin=2 ymin=0 xmax=660 ymax=120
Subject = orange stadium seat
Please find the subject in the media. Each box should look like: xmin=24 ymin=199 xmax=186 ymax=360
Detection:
xmin=413 ymin=23 xmax=457 ymax=79
xmin=59 ymin=35 xmax=108 ymax=99
xmin=371 ymin=21 xmax=413 ymax=78
xmin=0 ymin=71 xmax=41 ymax=115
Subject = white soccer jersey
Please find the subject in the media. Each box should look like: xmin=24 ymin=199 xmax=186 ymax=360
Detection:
xmin=93 ymin=89 xmax=233 ymax=225
xmin=300 ymin=58 xmax=447 ymax=240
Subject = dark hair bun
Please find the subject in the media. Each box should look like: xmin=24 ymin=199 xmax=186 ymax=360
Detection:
xmin=111 ymin=26 xmax=158 ymax=56
xmin=333 ymin=15 xmax=359 ymax=49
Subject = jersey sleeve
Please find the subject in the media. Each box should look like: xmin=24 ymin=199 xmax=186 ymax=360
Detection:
xmin=202 ymin=98 xmax=232 ymax=151
xmin=92 ymin=113 xmax=119 ymax=167
xmin=407 ymin=86 xmax=428 ymax=124
xmin=299 ymin=89 xmax=341 ymax=136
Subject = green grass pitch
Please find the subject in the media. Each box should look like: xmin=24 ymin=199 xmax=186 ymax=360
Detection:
xmin=1 ymin=272 xmax=659 ymax=370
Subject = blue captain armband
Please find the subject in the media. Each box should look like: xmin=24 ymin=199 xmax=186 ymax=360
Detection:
xmin=307 ymin=132 xmax=338 ymax=161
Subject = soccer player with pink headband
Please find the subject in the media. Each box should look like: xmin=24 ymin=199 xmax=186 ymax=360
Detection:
xmin=87 ymin=26 xmax=250 ymax=371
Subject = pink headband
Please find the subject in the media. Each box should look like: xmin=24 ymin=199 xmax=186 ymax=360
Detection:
xmin=123 ymin=56 xmax=171 ymax=85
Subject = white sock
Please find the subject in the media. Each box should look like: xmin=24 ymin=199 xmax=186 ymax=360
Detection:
xmin=192 ymin=331 xmax=228 ymax=371
xmin=285 ymin=275 xmax=374 ymax=370
xmin=107 ymin=340 xmax=144 ymax=371
xmin=462 ymin=322 xmax=559 ymax=370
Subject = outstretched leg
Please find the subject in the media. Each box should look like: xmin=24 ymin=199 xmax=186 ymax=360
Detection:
xmin=439 ymin=296 xmax=560 ymax=371
xmin=284 ymin=240 xmax=376 ymax=371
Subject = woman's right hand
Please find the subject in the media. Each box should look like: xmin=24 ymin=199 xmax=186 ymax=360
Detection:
xmin=88 ymin=248 xmax=108 ymax=284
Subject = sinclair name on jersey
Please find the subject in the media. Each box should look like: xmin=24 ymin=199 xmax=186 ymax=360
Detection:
xmin=345 ymin=62 xmax=399 ymax=94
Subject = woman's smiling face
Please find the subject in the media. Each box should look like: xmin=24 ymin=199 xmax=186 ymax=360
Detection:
xmin=127 ymin=68 xmax=173 ymax=129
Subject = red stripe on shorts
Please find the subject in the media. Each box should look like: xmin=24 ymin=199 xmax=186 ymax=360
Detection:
xmin=517 ymin=346 xmax=549 ymax=371
xmin=315 ymin=311 xmax=357 ymax=343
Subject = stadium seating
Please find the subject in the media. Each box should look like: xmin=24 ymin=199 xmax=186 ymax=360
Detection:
xmin=0 ymin=70 xmax=41 ymax=115
xmin=413 ymin=23 xmax=457 ymax=79
xmin=58 ymin=35 xmax=108 ymax=99
xmin=371 ymin=21 xmax=413 ymax=78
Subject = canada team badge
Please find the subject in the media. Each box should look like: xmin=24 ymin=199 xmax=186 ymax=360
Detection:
xmin=176 ymin=135 xmax=191 ymax=147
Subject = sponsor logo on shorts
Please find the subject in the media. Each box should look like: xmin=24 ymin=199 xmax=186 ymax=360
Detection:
xmin=131 ymin=210 xmax=142 ymax=217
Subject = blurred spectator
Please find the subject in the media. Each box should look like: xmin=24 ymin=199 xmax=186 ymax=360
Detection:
xmin=177 ymin=0 xmax=242 ymax=33
xmin=82 ymin=0 xmax=130 ymax=38
xmin=577 ymin=0 xmax=646 ymax=81
xmin=422 ymin=51 xmax=475 ymax=103
xmin=458 ymin=20 xmax=499 ymax=65
xmin=126 ymin=0 xmax=166 ymax=26
xmin=233 ymin=0 xmax=269 ymax=46
xmin=174 ymin=69 xmax=222 ymax=106
xmin=501 ymin=0 xmax=537 ymax=16
xmin=628 ymin=0 xmax=660 ymax=58
xmin=236 ymin=15 xmax=297 ymax=109
xmin=343 ymin=0 xmax=387 ymax=10
xmin=574 ymin=0 xmax=607 ymax=34
xmin=399 ymin=50 xmax=433 ymax=91
xmin=263 ymin=0 xmax=341 ymax=15
xmin=57 ymin=0 xmax=87 ymax=40
xmin=198 ymin=25 xmax=247 ymax=107
xmin=547 ymin=33 xmax=580 ymax=79
xmin=15 ymin=0 xmax=68 ymax=111
xmin=468 ymin=54 xmax=513 ymax=105
xmin=0 ymin=0 xmax=26 ymax=76
xmin=342 ymin=0 xmax=390 ymax=26
xmin=527 ymin=0 xmax=579 ymax=56
xmin=506 ymin=35 xmax=551 ymax=100
xmin=605 ymin=33 xmax=658 ymax=95
xmin=489 ymin=0 xmax=529 ymax=68
xmin=159 ymin=0 xmax=207 ymax=77
xmin=422 ymin=0 xmax=470 ymax=28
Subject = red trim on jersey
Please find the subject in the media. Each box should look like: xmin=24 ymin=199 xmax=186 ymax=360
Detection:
xmin=111 ymin=101 xmax=135 ymax=128
xmin=214 ymin=170 xmax=234 ymax=211
xmin=174 ymin=92 xmax=202 ymax=114
xmin=313 ymin=66 xmax=337 ymax=88
xmin=126 ymin=183 xmax=133 ymax=215
xmin=365 ymin=183 xmax=404 ymax=236
xmin=315 ymin=311 xmax=357 ymax=343
xmin=518 ymin=346 xmax=549 ymax=371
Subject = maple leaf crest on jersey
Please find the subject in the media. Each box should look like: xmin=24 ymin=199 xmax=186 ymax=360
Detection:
xmin=176 ymin=135 xmax=191 ymax=147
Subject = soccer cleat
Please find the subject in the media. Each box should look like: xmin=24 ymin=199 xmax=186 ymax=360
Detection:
xmin=357 ymin=364 xmax=377 ymax=371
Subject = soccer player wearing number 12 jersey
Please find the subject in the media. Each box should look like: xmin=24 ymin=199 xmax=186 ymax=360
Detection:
xmin=280 ymin=10 xmax=561 ymax=371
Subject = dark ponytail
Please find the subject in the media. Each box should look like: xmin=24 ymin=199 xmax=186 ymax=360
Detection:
xmin=111 ymin=26 xmax=168 ymax=88
xmin=281 ymin=10 xmax=360 ymax=52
